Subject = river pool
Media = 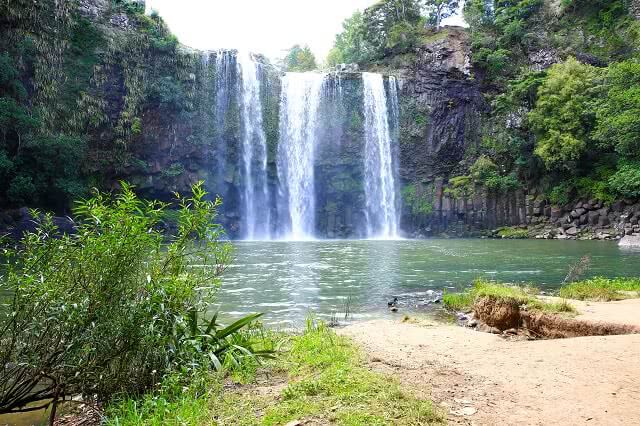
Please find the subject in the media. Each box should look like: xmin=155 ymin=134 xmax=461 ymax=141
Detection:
xmin=214 ymin=239 xmax=640 ymax=327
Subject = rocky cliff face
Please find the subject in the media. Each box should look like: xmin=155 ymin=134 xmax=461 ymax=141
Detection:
xmin=393 ymin=27 xmax=484 ymax=182
xmin=2 ymin=0 xmax=637 ymax=240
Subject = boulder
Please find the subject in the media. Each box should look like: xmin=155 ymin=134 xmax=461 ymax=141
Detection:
xmin=570 ymin=208 xmax=586 ymax=218
xmin=550 ymin=206 xmax=563 ymax=220
xmin=587 ymin=211 xmax=600 ymax=225
xmin=565 ymin=226 xmax=578 ymax=236
xmin=579 ymin=214 xmax=588 ymax=226
xmin=619 ymin=235 xmax=640 ymax=248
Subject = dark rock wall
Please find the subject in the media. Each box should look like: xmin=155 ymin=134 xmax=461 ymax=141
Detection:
xmin=394 ymin=28 xmax=486 ymax=182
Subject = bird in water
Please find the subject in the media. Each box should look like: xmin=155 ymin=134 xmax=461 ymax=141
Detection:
xmin=388 ymin=297 xmax=398 ymax=312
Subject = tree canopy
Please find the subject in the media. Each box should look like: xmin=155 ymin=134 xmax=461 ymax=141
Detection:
xmin=281 ymin=44 xmax=318 ymax=72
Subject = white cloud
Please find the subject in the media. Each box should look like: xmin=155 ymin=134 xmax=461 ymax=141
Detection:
xmin=145 ymin=0 xmax=466 ymax=62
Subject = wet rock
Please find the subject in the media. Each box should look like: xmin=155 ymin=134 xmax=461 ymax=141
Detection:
xmin=571 ymin=208 xmax=586 ymax=219
xmin=565 ymin=226 xmax=578 ymax=236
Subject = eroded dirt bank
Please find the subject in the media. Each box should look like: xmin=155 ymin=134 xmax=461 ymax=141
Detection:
xmin=339 ymin=316 xmax=640 ymax=425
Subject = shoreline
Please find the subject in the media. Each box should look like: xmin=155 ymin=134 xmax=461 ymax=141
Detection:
xmin=339 ymin=299 xmax=640 ymax=425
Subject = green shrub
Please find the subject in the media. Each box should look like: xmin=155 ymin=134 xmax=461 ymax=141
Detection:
xmin=0 ymin=182 xmax=232 ymax=414
xmin=445 ymin=175 xmax=473 ymax=199
xmin=548 ymin=182 xmax=571 ymax=205
xmin=470 ymin=155 xmax=498 ymax=181
xmin=402 ymin=183 xmax=434 ymax=216
xmin=608 ymin=162 xmax=640 ymax=199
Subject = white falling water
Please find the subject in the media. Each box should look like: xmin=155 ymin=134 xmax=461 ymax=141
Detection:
xmin=237 ymin=52 xmax=271 ymax=240
xmin=362 ymin=73 xmax=400 ymax=239
xmin=277 ymin=73 xmax=326 ymax=240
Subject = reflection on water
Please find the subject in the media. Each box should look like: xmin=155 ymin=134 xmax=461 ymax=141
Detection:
xmin=214 ymin=239 xmax=640 ymax=327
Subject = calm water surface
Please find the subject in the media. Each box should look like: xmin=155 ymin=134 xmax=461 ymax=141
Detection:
xmin=214 ymin=239 xmax=640 ymax=327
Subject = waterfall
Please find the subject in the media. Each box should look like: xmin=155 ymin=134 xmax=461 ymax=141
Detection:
xmin=212 ymin=50 xmax=237 ymax=206
xmin=276 ymin=72 xmax=326 ymax=240
xmin=237 ymin=52 xmax=271 ymax=240
xmin=362 ymin=72 xmax=400 ymax=239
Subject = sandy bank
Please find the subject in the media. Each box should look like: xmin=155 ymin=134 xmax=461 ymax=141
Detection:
xmin=339 ymin=301 xmax=640 ymax=425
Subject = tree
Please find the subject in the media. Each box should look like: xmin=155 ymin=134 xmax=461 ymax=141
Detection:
xmin=423 ymin=0 xmax=460 ymax=28
xmin=326 ymin=11 xmax=370 ymax=66
xmin=594 ymin=60 xmax=640 ymax=160
xmin=528 ymin=58 xmax=603 ymax=170
xmin=362 ymin=0 xmax=423 ymax=57
xmin=281 ymin=44 xmax=317 ymax=72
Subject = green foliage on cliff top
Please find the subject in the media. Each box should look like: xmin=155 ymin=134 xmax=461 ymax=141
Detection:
xmin=281 ymin=44 xmax=317 ymax=72
xmin=327 ymin=0 xmax=459 ymax=66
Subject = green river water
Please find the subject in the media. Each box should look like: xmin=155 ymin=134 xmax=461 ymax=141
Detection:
xmin=215 ymin=239 xmax=640 ymax=327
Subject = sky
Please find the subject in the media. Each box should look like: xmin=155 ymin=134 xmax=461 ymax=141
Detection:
xmin=145 ymin=0 xmax=466 ymax=62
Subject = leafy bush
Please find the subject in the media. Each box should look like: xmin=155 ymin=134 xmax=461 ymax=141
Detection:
xmin=445 ymin=175 xmax=473 ymax=199
xmin=469 ymin=155 xmax=520 ymax=192
xmin=548 ymin=182 xmax=571 ymax=205
xmin=608 ymin=162 xmax=640 ymax=199
xmin=470 ymin=155 xmax=498 ymax=181
xmin=0 ymin=182 xmax=232 ymax=414
xmin=402 ymin=183 xmax=434 ymax=216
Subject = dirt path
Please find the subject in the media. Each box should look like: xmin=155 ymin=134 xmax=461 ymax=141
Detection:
xmin=339 ymin=318 xmax=640 ymax=425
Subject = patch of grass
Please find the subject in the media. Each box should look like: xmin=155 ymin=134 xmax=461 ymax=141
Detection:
xmin=443 ymin=279 xmax=576 ymax=314
xmin=528 ymin=299 xmax=577 ymax=314
xmin=496 ymin=226 xmax=530 ymax=239
xmin=559 ymin=277 xmax=640 ymax=301
xmin=442 ymin=291 xmax=474 ymax=311
xmin=106 ymin=320 xmax=444 ymax=425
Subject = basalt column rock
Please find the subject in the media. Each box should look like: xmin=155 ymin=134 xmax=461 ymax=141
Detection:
xmin=394 ymin=27 xmax=487 ymax=182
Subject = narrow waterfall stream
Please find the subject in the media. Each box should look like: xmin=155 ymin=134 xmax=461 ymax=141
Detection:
xmin=362 ymin=73 xmax=400 ymax=239
xmin=276 ymin=72 xmax=326 ymax=240
xmin=237 ymin=52 xmax=271 ymax=240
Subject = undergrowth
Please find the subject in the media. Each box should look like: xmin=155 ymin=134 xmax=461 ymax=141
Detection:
xmin=559 ymin=277 xmax=640 ymax=301
xmin=106 ymin=319 xmax=444 ymax=425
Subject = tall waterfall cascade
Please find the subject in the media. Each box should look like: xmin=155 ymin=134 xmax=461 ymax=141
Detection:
xmin=207 ymin=58 xmax=400 ymax=240
xmin=362 ymin=73 xmax=400 ymax=239
xmin=276 ymin=73 xmax=327 ymax=240
xmin=237 ymin=52 xmax=271 ymax=240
